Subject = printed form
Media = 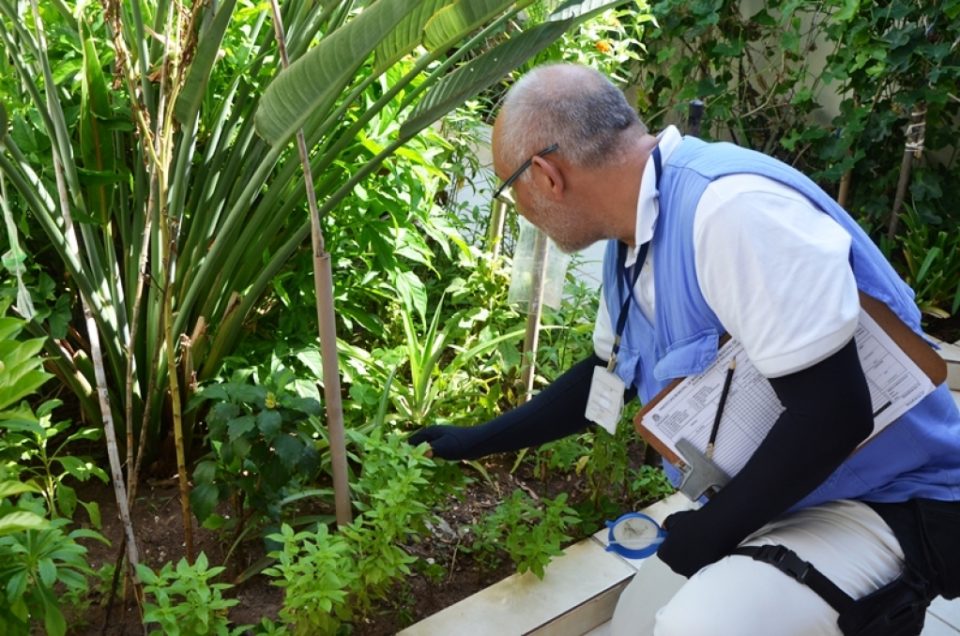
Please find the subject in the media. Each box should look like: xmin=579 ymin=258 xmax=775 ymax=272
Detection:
xmin=640 ymin=309 xmax=936 ymax=479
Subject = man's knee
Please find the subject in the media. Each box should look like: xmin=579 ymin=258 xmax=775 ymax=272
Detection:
xmin=653 ymin=555 xmax=840 ymax=636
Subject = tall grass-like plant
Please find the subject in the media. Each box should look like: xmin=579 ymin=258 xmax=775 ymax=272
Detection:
xmin=0 ymin=0 xmax=631 ymax=559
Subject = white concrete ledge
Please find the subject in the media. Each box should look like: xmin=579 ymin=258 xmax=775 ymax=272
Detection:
xmin=400 ymin=493 xmax=692 ymax=636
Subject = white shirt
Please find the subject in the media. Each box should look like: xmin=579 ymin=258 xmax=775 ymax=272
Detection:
xmin=593 ymin=127 xmax=859 ymax=378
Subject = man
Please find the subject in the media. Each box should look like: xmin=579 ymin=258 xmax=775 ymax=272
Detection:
xmin=410 ymin=63 xmax=960 ymax=635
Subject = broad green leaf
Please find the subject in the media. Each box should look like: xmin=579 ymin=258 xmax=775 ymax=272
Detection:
xmin=0 ymin=481 xmax=40 ymax=499
xmin=1 ymin=336 xmax=46 ymax=369
xmin=549 ymin=0 xmax=632 ymax=21
xmin=56 ymin=483 xmax=77 ymax=518
xmin=227 ymin=415 xmax=256 ymax=440
xmin=194 ymin=460 xmax=218 ymax=484
xmin=0 ymin=100 xmax=6 ymax=137
xmin=295 ymin=349 xmax=324 ymax=378
xmin=273 ymin=434 xmax=303 ymax=468
xmin=190 ymin=482 xmax=220 ymax=523
xmin=135 ymin=563 xmax=159 ymax=585
xmin=257 ymin=409 xmax=282 ymax=439
xmin=374 ymin=0 xmax=452 ymax=73
xmin=278 ymin=395 xmax=322 ymax=416
xmin=0 ymin=370 xmax=51 ymax=412
xmin=201 ymin=513 xmax=227 ymax=530
xmin=54 ymin=456 xmax=88 ymax=477
xmin=227 ymin=384 xmax=267 ymax=404
xmin=255 ymin=0 xmax=421 ymax=147
xmin=38 ymin=558 xmax=57 ymax=587
xmin=401 ymin=19 xmax=574 ymax=138
xmin=80 ymin=500 xmax=101 ymax=528
xmin=422 ymin=0 xmax=514 ymax=52
xmin=40 ymin=590 xmax=67 ymax=636
xmin=0 ymin=316 xmax=25 ymax=341
xmin=65 ymin=426 xmax=102 ymax=444
xmin=834 ymin=0 xmax=860 ymax=22
xmin=394 ymin=270 xmax=428 ymax=327
xmin=174 ymin=0 xmax=238 ymax=125
xmin=0 ymin=510 xmax=47 ymax=536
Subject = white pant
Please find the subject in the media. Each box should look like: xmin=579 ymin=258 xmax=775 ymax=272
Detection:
xmin=612 ymin=500 xmax=905 ymax=636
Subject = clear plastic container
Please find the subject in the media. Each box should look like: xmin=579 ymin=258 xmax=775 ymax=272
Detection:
xmin=507 ymin=216 xmax=570 ymax=312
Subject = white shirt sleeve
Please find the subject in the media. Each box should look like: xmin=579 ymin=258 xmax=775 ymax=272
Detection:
xmin=593 ymin=287 xmax=615 ymax=361
xmin=694 ymin=175 xmax=860 ymax=378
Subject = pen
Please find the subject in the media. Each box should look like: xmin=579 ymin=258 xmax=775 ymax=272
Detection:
xmin=706 ymin=357 xmax=736 ymax=460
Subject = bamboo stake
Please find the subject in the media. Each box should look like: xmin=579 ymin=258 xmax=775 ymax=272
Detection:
xmin=155 ymin=0 xmax=195 ymax=563
xmin=269 ymin=0 xmax=352 ymax=526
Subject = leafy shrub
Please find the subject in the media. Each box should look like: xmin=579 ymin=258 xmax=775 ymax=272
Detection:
xmin=190 ymin=370 xmax=322 ymax=526
xmin=896 ymin=205 xmax=960 ymax=318
xmin=264 ymin=431 xmax=437 ymax=634
xmin=629 ymin=464 xmax=675 ymax=506
xmin=0 ymin=516 xmax=104 ymax=636
xmin=0 ymin=399 xmax=107 ymax=522
xmin=637 ymin=0 xmax=960 ymax=250
xmin=136 ymin=552 xmax=247 ymax=636
xmin=469 ymin=490 xmax=580 ymax=579
xmin=0 ymin=312 xmax=106 ymax=635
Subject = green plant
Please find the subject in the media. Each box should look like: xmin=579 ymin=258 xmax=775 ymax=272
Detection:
xmin=534 ymin=3 xmax=651 ymax=84
xmin=470 ymin=490 xmax=580 ymax=579
xmin=189 ymin=369 xmax=322 ymax=527
xmin=265 ymin=431 xmax=439 ymax=634
xmin=896 ymin=205 xmax=960 ymax=319
xmin=60 ymin=562 xmax=116 ymax=631
xmin=0 ymin=315 xmax=51 ymax=413
xmin=628 ymin=464 xmax=675 ymax=506
xmin=637 ymin=0 xmax=960 ymax=235
xmin=0 ymin=516 xmax=105 ymax=636
xmin=0 ymin=482 xmax=46 ymax=539
xmin=136 ymin=552 xmax=247 ymax=636
xmin=0 ymin=399 xmax=107 ymax=523
xmin=264 ymin=523 xmax=356 ymax=636
xmin=340 ymin=266 xmax=527 ymax=428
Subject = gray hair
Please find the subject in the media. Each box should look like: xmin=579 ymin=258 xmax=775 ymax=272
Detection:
xmin=498 ymin=64 xmax=645 ymax=178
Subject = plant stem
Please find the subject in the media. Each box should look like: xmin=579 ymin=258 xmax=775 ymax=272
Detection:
xmin=268 ymin=0 xmax=352 ymax=527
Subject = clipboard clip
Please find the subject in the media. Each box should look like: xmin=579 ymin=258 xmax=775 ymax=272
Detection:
xmin=676 ymin=438 xmax=731 ymax=500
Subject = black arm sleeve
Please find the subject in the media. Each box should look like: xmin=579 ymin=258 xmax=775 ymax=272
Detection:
xmin=657 ymin=338 xmax=875 ymax=576
xmin=414 ymin=354 xmax=608 ymax=460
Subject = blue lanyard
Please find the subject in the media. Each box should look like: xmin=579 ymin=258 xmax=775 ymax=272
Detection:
xmin=608 ymin=145 xmax=662 ymax=372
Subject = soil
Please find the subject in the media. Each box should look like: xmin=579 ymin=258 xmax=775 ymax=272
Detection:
xmin=71 ymin=445 xmax=651 ymax=636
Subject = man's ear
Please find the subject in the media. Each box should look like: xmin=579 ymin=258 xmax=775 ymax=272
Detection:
xmin=530 ymin=155 xmax=565 ymax=200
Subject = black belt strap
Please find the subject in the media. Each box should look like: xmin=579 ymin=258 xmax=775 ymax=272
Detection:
xmin=733 ymin=545 xmax=855 ymax=614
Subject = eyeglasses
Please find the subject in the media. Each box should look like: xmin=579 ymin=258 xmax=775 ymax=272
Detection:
xmin=492 ymin=143 xmax=559 ymax=203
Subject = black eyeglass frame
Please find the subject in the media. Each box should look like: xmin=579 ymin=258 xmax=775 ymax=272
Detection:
xmin=492 ymin=143 xmax=559 ymax=203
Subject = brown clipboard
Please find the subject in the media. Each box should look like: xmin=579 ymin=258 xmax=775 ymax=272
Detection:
xmin=633 ymin=292 xmax=948 ymax=468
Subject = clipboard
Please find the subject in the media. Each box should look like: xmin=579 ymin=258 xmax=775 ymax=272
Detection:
xmin=634 ymin=292 xmax=947 ymax=471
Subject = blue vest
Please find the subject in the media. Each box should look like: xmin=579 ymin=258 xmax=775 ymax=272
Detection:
xmin=603 ymin=137 xmax=960 ymax=507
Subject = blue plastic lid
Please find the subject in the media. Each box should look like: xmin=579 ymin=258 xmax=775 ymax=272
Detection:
xmin=604 ymin=512 xmax=665 ymax=559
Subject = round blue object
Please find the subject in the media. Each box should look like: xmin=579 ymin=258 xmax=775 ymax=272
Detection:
xmin=604 ymin=512 xmax=665 ymax=559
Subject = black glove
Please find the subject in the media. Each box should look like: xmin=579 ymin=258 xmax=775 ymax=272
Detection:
xmin=407 ymin=354 xmax=612 ymax=460
xmin=656 ymin=339 xmax=873 ymax=577
xmin=657 ymin=510 xmax=718 ymax=577
xmin=408 ymin=425 xmax=482 ymax=461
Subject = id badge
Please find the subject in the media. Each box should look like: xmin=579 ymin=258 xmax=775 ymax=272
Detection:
xmin=585 ymin=366 xmax=625 ymax=435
